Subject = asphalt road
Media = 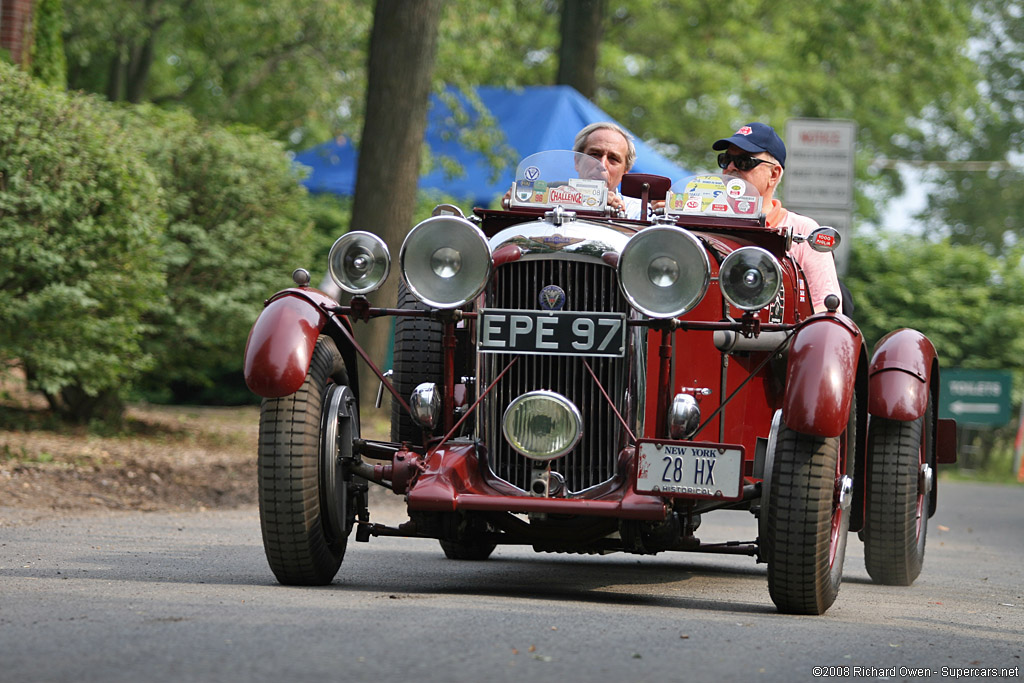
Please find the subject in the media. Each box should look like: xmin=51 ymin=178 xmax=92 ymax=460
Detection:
xmin=1 ymin=480 xmax=1021 ymax=683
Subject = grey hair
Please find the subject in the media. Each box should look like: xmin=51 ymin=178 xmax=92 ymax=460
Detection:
xmin=573 ymin=122 xmax=637 ymax=171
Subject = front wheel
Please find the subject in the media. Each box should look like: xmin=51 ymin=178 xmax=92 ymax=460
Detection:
xmin=258 ymin=336 xmax=361 ymax=585
xmin=762 ymin=423 xmax=853 ymax=615
xmin=862 ymin=411 xmax=930 ymax=585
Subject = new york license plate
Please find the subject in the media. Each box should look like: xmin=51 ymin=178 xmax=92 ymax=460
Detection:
xmin=635 ymin=440 xmax=745 ymax=500
xmin=477 ymin=309 xmax=626 ymax=357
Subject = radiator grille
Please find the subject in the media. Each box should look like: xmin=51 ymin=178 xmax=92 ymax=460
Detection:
xmin=478 ymin=258 xmax=633 ymax=494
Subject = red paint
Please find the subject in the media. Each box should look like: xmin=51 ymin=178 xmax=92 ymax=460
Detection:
xmin=243 ymin=292 xmax=326 ymax=398
xmin=406 ymin=443 xmax=668 ymax=521
xmin=783 ymin=317 xmax=862 ymax=437
xmin=867 ymin=328 xmax=937 ymax=421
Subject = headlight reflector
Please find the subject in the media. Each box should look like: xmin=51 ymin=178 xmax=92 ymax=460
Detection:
xmin=618 ymin=226 xmax=710 ymax=318
xmin=502 ymin=391 xmax=582 ymax=461
xmin=328 ymin=231 xmax=391 ymax=295
xmin=719 ymin=247 xmax=783 ymax=311
xmin=400 ymin=216 xmax=491 ymax=308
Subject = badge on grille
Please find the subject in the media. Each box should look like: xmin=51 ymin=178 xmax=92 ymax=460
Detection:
xmin=539 ymin=285 xmax=566 ymax=311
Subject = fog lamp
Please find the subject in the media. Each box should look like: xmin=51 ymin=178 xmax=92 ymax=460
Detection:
xmin=719 ymin=247 xmax=783 ymax=311
xmin=328 ymin=231 xmax=391 ymax=295
xmin=502 ymin=391 xmax=582 ymax=461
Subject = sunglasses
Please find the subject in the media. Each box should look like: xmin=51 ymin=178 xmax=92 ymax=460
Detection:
xmin=717 ymin=152 xmax=777 ymax=172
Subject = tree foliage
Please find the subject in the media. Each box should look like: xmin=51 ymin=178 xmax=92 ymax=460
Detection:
xmin=0 ymin=63 xmax=165 ymax=419
xmin=63 ymin=0 xmax=985 ymax=217
xmin=30 ymin=0 xmax=67 ymax=88
xmin=64 ymin=0 xmax=373 ymax=147
xmin=919 ymin=0 xmax=1024 ymax=252
xmin=846 ymin=238 xmax=1024 ymax=372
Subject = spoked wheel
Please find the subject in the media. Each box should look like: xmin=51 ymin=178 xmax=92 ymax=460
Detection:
xmin=258 ymin=336 xmax=363 ymax=585
xmin=862 ymin=404 xmax=932 ymax=585
xmin=390 ymin=281 xmax=443 ymax=444
xmin=762 ymin=406 xmax=855 ymax=615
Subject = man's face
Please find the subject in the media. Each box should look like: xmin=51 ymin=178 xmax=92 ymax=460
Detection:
xmin=580 ymin=128 xmax=630 ymax=191
xmin=721 ymin=144 xmax=781 ymax=198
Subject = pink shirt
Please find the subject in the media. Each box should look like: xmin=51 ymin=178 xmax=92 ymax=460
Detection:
xmin=765 ymin=200 xmax=843 ymax=314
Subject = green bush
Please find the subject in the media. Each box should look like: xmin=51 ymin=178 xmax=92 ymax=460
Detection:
xmin=119 ymin=107 xmax=316 ymax=402
xmin=0 ymin=63 xmax=165 ymax=419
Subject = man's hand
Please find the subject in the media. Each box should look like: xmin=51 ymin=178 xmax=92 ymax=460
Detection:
xmin=607 ymin=192 xmax=626 ymax=215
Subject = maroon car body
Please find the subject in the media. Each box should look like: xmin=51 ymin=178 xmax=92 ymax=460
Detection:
xmin=244 ymin=158 xmax=955 ymax=614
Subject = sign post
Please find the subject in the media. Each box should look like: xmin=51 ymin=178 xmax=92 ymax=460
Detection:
xmin=783 ymin=118 xmax=857 ymax=275
xmin=938 ymin=368 xmax=1013 ymax=426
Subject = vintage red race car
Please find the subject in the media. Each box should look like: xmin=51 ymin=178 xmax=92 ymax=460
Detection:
xmin=244 ymin=151 xmax=957 ymax=614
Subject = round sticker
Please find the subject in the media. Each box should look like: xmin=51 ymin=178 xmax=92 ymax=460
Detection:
xmin=524 ymin=166 xmax=541 ymax=181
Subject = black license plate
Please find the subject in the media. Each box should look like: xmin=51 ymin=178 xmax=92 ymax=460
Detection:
xmin=477 ymin=309 xmax=626 ymax=357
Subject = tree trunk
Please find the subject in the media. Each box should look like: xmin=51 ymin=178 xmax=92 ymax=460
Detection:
xmin=349 ymin=0 xmax=443 ymax=416
xmin=556 ymin=0 xmax=604 ymax=100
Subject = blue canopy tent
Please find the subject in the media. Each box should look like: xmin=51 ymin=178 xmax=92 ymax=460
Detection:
xmin=295 ymin=85 xmax=690 ymax=206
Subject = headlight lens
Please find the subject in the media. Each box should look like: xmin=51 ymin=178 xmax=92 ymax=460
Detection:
xmin=618 ymin=226 xmax=710 ymax=318
xmin=328 ymin=231 xmax=391 ymax=295
xmin=719 ymin=247 xmax=783 ymax=311
xmin=502 ymin=391 xmax=583 ymax=461
xmin=400 ymin=216 xmax=491 ymax=308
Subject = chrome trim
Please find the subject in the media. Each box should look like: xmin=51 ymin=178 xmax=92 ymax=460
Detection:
xmin=410 ymin=382 xmax=441 ymax=430
xmin=838 ymin=475 xmax=854 ymax=513
xmin=668 ymin=393 xmax=701 ymax=440
xmin=488 ymin=218 xmax=632 ymax=259
xmin=919 ymin=463 xmax=934 ymax=497
xmin=320 ymin=384 xmax=357 ymax=541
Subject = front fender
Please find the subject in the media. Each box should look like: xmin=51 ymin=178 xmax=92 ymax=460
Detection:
xmin=783 ymin=315 xmax=863 ymax=437
xmin=867 ymin=328 xmax=936 ymax=421
xmin=243 ymin=289 xmax=332 ymax=398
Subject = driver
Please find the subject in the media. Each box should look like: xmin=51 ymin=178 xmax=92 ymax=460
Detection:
xmin=572 ymin=122 xmax=644 ymax=219
xmin=712 ymin=122 xmax=844 ymax=314
xmin=503 ymin=122 xmax=645 ymax=219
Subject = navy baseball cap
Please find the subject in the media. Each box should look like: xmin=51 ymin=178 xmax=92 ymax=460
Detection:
xmin=712 ymin=122 xmax=787 ymax=168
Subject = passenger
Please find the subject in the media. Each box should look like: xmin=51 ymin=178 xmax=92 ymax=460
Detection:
xmin=712 ymin=122 xmax=843 ymax=314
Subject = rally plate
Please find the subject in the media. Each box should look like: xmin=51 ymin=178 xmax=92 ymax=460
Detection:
xmin=635 ymin=440 xmax=745 ymax=500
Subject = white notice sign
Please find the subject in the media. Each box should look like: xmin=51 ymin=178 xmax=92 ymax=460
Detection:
xmin=783 ymin=119 xmax=857 ymax=208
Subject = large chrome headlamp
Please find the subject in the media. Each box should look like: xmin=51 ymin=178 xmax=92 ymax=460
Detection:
xmin=617 ymin=226 xmax=710 ymax=318
xmin=400 ymin=216 xmax=491 ymax=309
xmin=328 ymin=231 xmax=391 ymax=295
xmin=719 ymin=246 xmax=783 ymax=311
xmin=502 ymin=390 xmax=583 ymax=461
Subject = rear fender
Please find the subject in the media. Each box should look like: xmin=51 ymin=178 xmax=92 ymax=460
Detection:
xmin=244 ymin=289 xmax=354 ymax=398
xmin=782 ymin=315 xmax=864 ymax=438
xmin=867 ymin=328 xmax=936 ymax=422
